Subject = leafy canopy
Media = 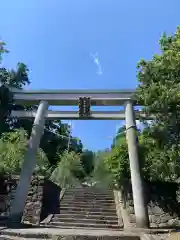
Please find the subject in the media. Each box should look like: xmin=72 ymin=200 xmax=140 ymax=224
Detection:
xmin=0 ymin=129 xmax=51 ymax=176
xmin=95 ymin=27 xmax=180 ymax=187
xmin=50 ymin=151 xmax=84 ymax=188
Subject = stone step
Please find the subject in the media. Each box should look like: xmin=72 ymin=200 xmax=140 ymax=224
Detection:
xmin=62 ymin=197 xmax=114 ymax=201
xmin=0 ymin=233 xmax=51 ymax=240
xmin=60 ymin=203 xmax=116 ymax=210
xmin=0 ymin=234 xmax=139 ymax=240
xmin=0 ymin=236 xmax=42 ymax=240
xmin=65 ymin=190 xmax=113 ymax=193
xmin=64 ymin=193 xmax=114 ymax=199
xmin=60 ymin=203 xmax=116 ymax=208
xmin=63 ymin=198 xmax=115 ymax=202
xmin=59 ymin=206 xmax=117 ymax=213
xmin=62 ymin=198 xmax=115 ymax=202
xmin=51 ymin=216 xmax=118 ymax=225
xmin=66 ymin=193 xmax=114 ymax=197
xmin=61 ymin=202 xmax=115 ymax=207
xmin=62 ymin=196 xmax=114 ymax=200
xmin=65 ymin=189 xmax=113 ymax=193
xmin=64 ymin=194 xmax=114 ymax=198
xmin=49 ymin=221 xmax=120 ymax=229
xmin=66 ymin=192 xmax=114 ymax=195
xmin=58 ymin=211 xmax=117 ymax=216
xmin=54 ymin=213 xmax=118 ymax=219
xmin=65 ymin=195 xmax=114 ymax=198
xmin=0 ymin=228 xmax=140 ymax=239
xmin=66 ymin=187 xmax=113 ymax=191
xmin=0 ymin=235 xmax=139 ymax=240
xmin=59 ymin=207 xmax=116 ymax=212
xmin=65 ymin=190 xmax=113 ymax=194
xmin=63 ymin=194 xmax=114 ymax=198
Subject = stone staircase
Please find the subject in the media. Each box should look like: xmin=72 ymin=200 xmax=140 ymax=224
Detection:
xmin=0 ymin=186 xmax=126 ymax=239
xmin=47 ymin=185 xmax=123 ymax=230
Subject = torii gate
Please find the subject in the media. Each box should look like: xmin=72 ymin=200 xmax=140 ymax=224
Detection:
xmin=9 ymin=88 xmax=151 ymax=228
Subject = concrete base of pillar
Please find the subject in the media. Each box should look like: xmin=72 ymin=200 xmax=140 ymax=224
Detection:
xmin=7 ymin=213 xmax=23 ymax=228
xmin=136 ymin=218 xmax=149 ymax=229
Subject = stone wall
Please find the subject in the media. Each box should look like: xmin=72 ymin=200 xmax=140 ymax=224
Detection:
xmin=120 ymin=181 xmax=180 ymax=228
xmin=0 ymin=175 xmax=61 ymax=225
xmin=0 ymin=175 xmax=18 ymax=215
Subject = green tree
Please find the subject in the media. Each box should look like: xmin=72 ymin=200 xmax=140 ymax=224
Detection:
xmin=138 ymin=129 xmax=180 ymax=182
xmin=0 ymin=60 xmax=30 ymax=134
xmin=0 ymin=40 xmax=8 ymax=62
xmin=105 ymin=140 xmax=130 ymax=188
xmin=80 ymin=150 xmax=94 ymax=176
xmin=0 ymin=129 xmax=51 ymax=176
xmin=135 ymin=26 xmax=180 ymax=182
xmin=89 ymin=28 xmax=180 ymax=188
xmin=50 ymin=150 xmax=84 ymax=188
xmin=90 ymin=150 xmax=113 ymax=188
xmin=111 ymin=126 xmax=126 ymax=148
xmin=136 ymin=27 xmax=180 ymax=145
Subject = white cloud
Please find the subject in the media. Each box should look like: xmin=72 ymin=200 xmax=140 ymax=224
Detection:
xmin=90 ymin=52 xmax=103 ymax=75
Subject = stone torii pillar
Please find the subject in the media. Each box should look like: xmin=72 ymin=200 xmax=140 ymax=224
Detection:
xmin=125 ymin=100 xmax=149 ymax=228
xmin=9 ymin=101 xmax=49 ymax=226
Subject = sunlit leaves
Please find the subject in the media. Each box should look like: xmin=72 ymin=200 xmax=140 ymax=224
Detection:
xmin=0 ymin=42 xmax=30 ymax=136
xmin=0 ymin=129 xmax=50 ymax=176
xmin=134 ymin=26 xmax=180 ymax=183
xmin=90 ymin=151 xmax=113 ymax=189
xmin=50 ymin=151 xmax=84 ymax=188
xmin=0 ymin=40 xmax=8 ymax=63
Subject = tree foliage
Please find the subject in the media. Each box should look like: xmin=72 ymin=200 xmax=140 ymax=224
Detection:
xmin=50 ymin=151 xmax=84 ymax=188
xmin=0 ymin=40 xmax=8 ymax=63
xmin=135 ymin=26 xmax=180 ymax=182
xmin=102 ymin=125 xmax=180 ymax=188
xmin=0 ymin=50 xmax=30 ymax=135
xmin=80 ymin=150 xmax=94 ymax=176
xmin=0 ymin=129 xmax=51 ymax=176
xmin=111 ymin=126 xmax=126 ymax=149
xmin=138 ymin=129 xmax=180 ymax=182
xmin=136 ymin=27 xmax=180 ymax=145
xmin=96 ymin=27 xmax=180 ymax=188
xmin=90 ymin=150 xmax=114 ymax=188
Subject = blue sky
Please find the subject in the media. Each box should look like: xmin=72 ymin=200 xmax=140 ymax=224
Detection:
xmin=0 ymin=1 xmax=179 ymax=150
